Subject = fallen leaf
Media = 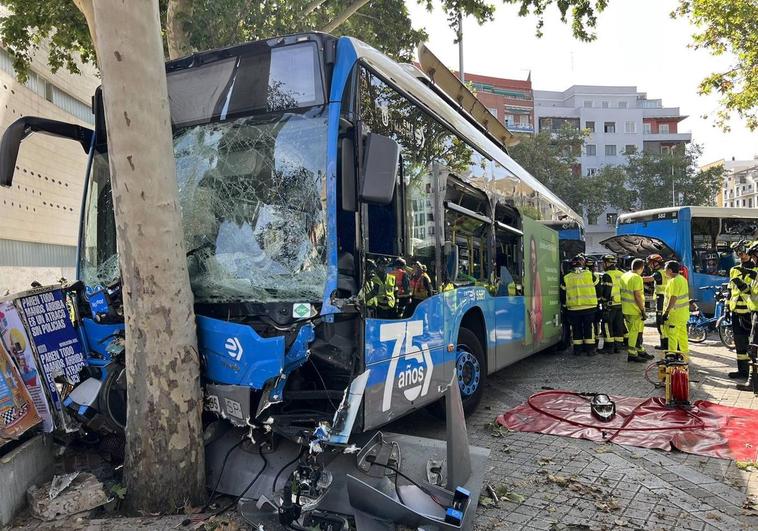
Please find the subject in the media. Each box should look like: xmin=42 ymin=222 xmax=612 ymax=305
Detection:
xmin=504 ymin=492 xmax=526 ymax=504
xmin=705 ymin=512 xmax=722 ymax=521
xmin=538 ymin=458 xmax=554 ymax=466
xmin=736 ymin=461 xmax=756 ymax=471
xmin=614 ymin=518 xmax=628 ymax=526
xmin=594 ymin=446 xmax=610 ymax=454
xmin=479 ymin=496 xmax=496 ymax=508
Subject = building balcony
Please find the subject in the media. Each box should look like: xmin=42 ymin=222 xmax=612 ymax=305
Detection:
xmin=507 ymin=123 xmax=534 ymax=133
xmin=642 ymin=132 xmax=691 ymax=142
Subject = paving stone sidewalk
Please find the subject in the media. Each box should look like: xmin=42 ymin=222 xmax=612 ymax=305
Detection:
xmin=392 ymin=326 xmax=758 ymax=530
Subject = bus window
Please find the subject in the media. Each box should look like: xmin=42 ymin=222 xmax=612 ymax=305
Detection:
xmin=494 ymin=204 xmax=522 ymax=296
xmin=444 ymin=177 xmax=491 ymax=286
xmin=691 ymin=216 xmax=756 ymax=275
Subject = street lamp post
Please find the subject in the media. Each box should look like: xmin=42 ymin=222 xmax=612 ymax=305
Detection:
xmin=458 ymin=10 xmax=464 ymax=83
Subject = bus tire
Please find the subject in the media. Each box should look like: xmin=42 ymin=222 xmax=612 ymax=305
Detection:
xmin=427 ymin=327 xmax=486 ymax=419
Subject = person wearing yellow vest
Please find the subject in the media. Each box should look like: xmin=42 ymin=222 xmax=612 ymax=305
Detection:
xmin=584 ymin=256 xmax=603 ymax=350
xmin=728 ymin=240 xmax=755 ymax=379
xmin=359 ymin=259 xmax=397 ymax=318
xmin=561 ymin=254 xmax=599 ymax=356
xmin=661 ymin=260 xmax=690 ymax=362
xmin=409 ymin=262 xmax=433 ymax=312
xmin=736 ymin=242 xmax=758 ymax=393
xmin=620 ymin=259 xmax=653 ymax=362
xmin=644 ymin=254 xmax=669 ymax=351
xmin=600 ymin=254 xmax=626 ymax=354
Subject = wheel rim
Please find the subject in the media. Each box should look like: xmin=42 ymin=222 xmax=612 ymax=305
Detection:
xmin=721 ymin=325 xmax=735 ymax=348
xmin=688 ymin=324 xmax=706 ymax=342
xmin=456 ymin=346 xmax=481 ymax=398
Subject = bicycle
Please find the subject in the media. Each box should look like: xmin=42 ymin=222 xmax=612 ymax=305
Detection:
xmin=687 ymin=284 xmax=734 ymax=349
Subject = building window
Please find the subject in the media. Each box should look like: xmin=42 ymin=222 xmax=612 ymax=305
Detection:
xmin=488 ymin=107 xmax=498 ymax=117
xmin=659 ymin=123 xmax=670 ymax=134
xmin=586 ymin=144 xmax=596 ymax=156
xmin=624 ymin=121 xmax=636 ymax=133
xmin=750 ymin=199 xmax=753 ymax=208
xmin=643 ymin=122 xmax=652 ymax=134
xmin=587 ymin=167 xmax=598 ymax=176
xmin=587 ymin=213 xmax=598 ymax=225
xmin=606 ymin=213 xmax=618 ymax=225
xmin=605 ymin=145 xmax=617 ymax=156
xmin=584 ymin=100 xmax=593 ymax=108
xmin=505 ymin=114 xmax=515 ymax=126
xmin=585 ymin=120 xmax=595 ymax=132
xmin=618 ymin=101 xmax=627 ymax=109
xmin=624 ymin=144 xmax=636 ymax=154
xmin=661 ymin=145 xmax=672 ymax=154
xmin=604 ymin=121 xmax=615 ymax=133
xmin=601 ymin=101 xmax=609 ymax=108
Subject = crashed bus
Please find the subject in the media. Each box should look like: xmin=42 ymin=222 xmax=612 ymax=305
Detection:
xmin=0 ymin=33 xmax=581 ymax=527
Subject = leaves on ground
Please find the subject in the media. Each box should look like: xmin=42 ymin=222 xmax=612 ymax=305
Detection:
xmin=478 ymin=483 xmax=525 ymax=507
xmin=545 ymin=474 xmax=619 ymax=512
xmin=538 ymin=457 xmax=554 ymax=466
xmin=484 ymin=421 xmax=511 ymax=438
xmin=735 ymin=460 xmax=757 ymax=471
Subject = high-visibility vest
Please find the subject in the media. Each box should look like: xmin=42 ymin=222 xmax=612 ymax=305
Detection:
xmin=653 ymin=270 xmax=669 ymax=297
xmin=620 ymin=270 xmax=643 ymax=315
xmin=729 ymin=265 xmax=752 ymax=314
xmin=412 ymin=272 xmax=432 ymax=299
xmin=390 ymin=267 xmax=411 ymax=297
xmin=604 ymin=269 xmax=624 ymax=306
xmin=364 ymin=273 xmax=396 ymax=309
xmin=664 ymin=274 xmax=690 ymax=324
xmin=563 ymin=269 xmax=598 ymax=311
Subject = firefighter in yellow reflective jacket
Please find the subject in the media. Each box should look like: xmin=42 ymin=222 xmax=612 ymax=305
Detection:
xmin=600 ymin=254 xmax=626 ymax=354
xmin=644 ymin=254 xmax=669 ymax=351
xmin=737 ymin=242 xmax=758 ymax=393
xmin=661 ymin=260 xmax=690 ymax=362
xmin=561 ymin=254 xmax=599 ymax=356
xmin=620 ymin=259 xmax=653 ymax=362
xmin=728 ymin=240 xmax=755 ymax=379
xmin=359 ymin=259 xmax=396 ymax=318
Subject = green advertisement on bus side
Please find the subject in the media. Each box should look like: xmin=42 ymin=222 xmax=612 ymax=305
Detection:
xmin=521 ymin=216 xmax=561 ymax=347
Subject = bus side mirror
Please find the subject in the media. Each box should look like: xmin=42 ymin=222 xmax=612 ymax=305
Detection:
xmin=0 ymin=116 xmax=93 ymax=187
xmin=359 ymin=133 xmax=399 ymax=205
xmin=444 ymin=241 xmax=459 ymax=283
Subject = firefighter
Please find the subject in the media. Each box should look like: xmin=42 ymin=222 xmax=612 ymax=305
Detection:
xmin=661 ymin=260 xmax=690 ymax=362
xmin=584 ymin=256 xmax=603 ymax=349
xmin=410 ymin=262 xmax=433 ymax=312
xmin=736 ymin=242 xmax=758 ymax=392
xmin=728 ymin=240 xmax=754 ymax=379
xmin=645 ymin=254 xmax=668 ymax=351
xmin=562 ymin=254 xmax=599 ymax=356
xmin=359 ymin=259 xmax=396 ymax=318
xmin=620 ymin=259 xmax=652 ymax=362
xmin=390 ymin=257 xmax=412 ymax=317
xmin=600 ymin=254 xmax=626 ymax=353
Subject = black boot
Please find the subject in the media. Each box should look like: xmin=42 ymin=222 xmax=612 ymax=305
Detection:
xmin=729 ymin=359 xmax=750 ymax=379
xmin=736 ymin=362 xmax=758 ymax=393
xmin=654 ymin=338 xmax=669 ymax=351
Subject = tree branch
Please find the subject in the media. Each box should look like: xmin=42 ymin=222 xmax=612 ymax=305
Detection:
xmin=72 ymin=0 xmax=97 ymax=49
xmin=320 ymin=0 xmax=372 ymax=33
xmin=303 ymin=0 xmax=329 ymax=18
xmin=166 ymin=0 xmax=194 ymax=60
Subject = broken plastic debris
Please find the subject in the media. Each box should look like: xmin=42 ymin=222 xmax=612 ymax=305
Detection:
xmin=48 ymin=472 xmax=80 ymax=500
xmin=343 ymin=444 xmax=361 ymax=454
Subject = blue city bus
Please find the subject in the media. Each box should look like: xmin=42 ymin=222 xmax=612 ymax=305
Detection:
xmin=0 ymin=33 xmax=581 ymax=459
xmin=604 ymin=206 xmax=758 ymax=313
xmin=543 ymin=220 xmax=586 ymax=262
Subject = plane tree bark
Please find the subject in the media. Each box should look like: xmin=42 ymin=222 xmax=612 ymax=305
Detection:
xmin=72 ymin=0 xmax=205 ymax=513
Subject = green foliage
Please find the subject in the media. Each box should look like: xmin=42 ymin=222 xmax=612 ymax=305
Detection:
xmin=502 ymin=0 xmax=609 ymax=41
xmin=672 ymin=0 xmax=758 ymax=131
xmin=624 ymin=143 xmax=724 ymax=209
xmin=0 ymin=1 xmax=500 ymax=80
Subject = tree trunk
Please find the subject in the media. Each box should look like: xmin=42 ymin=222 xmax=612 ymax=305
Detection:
xmin=166 ymin=0 xmax=194 ymax=59
xmin=320 ymin=0 xmax=372 ymax=33
xmin=74 ymin=0 xmax=206 ymax=513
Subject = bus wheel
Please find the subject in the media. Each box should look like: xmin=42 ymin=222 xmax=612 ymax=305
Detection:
xmin=427 ymin=327 xmax=486 ymax=419
xmin=456 ymin=328 xmax=486 ymax=415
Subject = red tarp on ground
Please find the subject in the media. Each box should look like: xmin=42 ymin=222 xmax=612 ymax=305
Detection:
xmin=497 ymin=392 xmax=758 ymax=462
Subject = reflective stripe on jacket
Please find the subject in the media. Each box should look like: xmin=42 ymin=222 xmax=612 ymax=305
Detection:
xmin=729 ymin=265 xmax=752 ymax=314
xmin=620 ymin=270 xmax=643 ymax=316
xmin=603 ymin=269 xmax=624 ymax=306
xmin=563 ymin=270 xmax=598 ymax=311
xmin=664 ymin=274 xmax=690 ymax=323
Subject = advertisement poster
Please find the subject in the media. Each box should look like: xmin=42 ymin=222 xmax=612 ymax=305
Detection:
xmin=0 ymin=339 xmax=41 ymax=445
xmin=17 ymin=289 xmax=87 ymax=411
xmin=0 ymin=301 xmax=54 ymax=432
xmin=522 ymin=216 xmax=562 ymax=347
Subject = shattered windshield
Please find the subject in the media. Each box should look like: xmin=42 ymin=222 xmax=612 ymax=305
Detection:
xmin=79 ymin=110 xmax=328 ymax=304
xmin=79 ymin=41 xmax=329 ymax=304
xmin=177 ymin=111 xmax=327 ymax=303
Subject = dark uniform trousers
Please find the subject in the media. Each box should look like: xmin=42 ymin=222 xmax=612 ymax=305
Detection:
xmin=568 ymin=308 xmax=596 ymax=353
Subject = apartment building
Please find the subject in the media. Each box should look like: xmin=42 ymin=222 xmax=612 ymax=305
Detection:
xmin=714 ymin=158 xmax=758 ymax=209
xmin=0 ymin=39 xmax=99 ymax=294
xmin=466 ymin=72 xmax=534 ymax=136
xmin=533 ymin=85 xmax=691 ymax=253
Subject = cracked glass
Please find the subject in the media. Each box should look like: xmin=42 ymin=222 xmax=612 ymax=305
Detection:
xmin=79 ymin=42 xmax=329 ymax=304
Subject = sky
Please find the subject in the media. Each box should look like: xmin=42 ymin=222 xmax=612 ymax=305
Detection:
xmin=405 ymin=0 xmax=757 ymax=165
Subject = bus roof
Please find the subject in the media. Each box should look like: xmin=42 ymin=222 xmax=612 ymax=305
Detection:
xmin=618 ymin=206 xmax=758 ymax=224
xmin=348 ymin=37 xmax=583 ymax=225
